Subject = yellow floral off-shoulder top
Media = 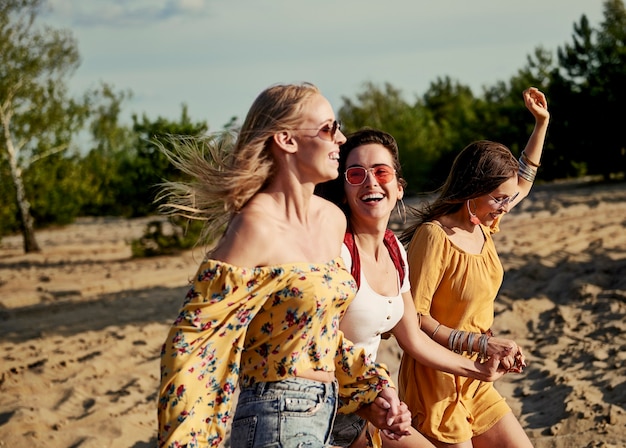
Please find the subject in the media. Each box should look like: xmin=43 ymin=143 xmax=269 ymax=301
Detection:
xmin=158 ymin=257 xmax=392 ymax=448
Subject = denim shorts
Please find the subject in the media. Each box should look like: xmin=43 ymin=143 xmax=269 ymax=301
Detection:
xmin=330 ymin=412 xmax=367 ymax=447
xmin=231 ymin=377 xmax=338 ymax=448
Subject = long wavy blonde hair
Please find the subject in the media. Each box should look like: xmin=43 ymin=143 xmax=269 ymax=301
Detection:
xmin=155 ymin=82 xmax=321 ymax=244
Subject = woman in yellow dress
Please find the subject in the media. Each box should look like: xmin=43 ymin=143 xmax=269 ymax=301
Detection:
xmin=399 ymin=87 xmax=549 ymax=448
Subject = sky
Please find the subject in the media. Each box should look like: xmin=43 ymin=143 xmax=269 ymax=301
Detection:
xmin=43 ymin=0 xmax=606 ymax=131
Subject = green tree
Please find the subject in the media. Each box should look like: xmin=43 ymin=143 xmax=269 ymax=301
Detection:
xmin=420 ymin=76 xmax=482 ymax=188
xmin=115 ymin=105 xmax=209 ymax=217
xmin=78 ymin=84 xmax=134 ymax=216
xmin=478 ymin=47 xmax=557 ymax=178
xmin=0 ymin=157 xmax=19 ymax=235
xmin=0 ymin=0 xmax=89 ymax=251
xmin=25 ymin=151 xmax=85 ymax=225
xmin=551 ymin=0 xmax=626 ymax=179
xmin=338 ymin=82 xmax=438 ymax=192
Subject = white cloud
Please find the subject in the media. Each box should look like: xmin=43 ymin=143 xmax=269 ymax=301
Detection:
xmin=46 ymin=0 xmax=212 ymax=27
xmin=43 ymin=0 xmax=606 ymax=128
xmin=177 ymin=0 xmax=208 ymax=13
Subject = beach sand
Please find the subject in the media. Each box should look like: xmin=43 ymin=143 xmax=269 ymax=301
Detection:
xmin=1 ymin=179 xmax=625 ymax=447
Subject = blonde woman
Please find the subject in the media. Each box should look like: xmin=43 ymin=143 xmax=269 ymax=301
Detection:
xmin=157 ymin=83 xmax=410 ymax=447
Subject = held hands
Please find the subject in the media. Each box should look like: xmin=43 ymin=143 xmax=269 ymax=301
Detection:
xmin=476 ymin=353 xmax=508 ymax=382
xmin=356 ymin=388 xmax=412 ymax=440
xmin=486 ymin=337 xmax=527 ymax=373
xmin=523 ymin=87 xmax=550 ymax=123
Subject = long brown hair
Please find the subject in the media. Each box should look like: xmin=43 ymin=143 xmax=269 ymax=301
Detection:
xmin=400 ymin=140 xmax=518 ymax=245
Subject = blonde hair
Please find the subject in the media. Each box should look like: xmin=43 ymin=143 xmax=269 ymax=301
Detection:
xmin=156 ymin=82 xmax=321 ymax=243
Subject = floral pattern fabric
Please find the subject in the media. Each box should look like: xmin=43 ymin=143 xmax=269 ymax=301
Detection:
xmin=158 ymin=257 xmax=392 ymax=447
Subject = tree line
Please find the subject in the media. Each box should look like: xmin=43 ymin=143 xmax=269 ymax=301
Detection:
xmin=1 ymin=0 xmax=625 ymax=253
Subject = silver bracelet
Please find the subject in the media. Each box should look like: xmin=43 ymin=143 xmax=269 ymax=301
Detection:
xmin=521 ymin=150 xmax=541 ymax=167
xmin=518 ymin=157 xmax=537 ymax=182
xmin=467 ymin=332 xmax=476 ymax=356
xmin=478 ymin=334 xmax=490 ymax=361
xmin=453 ymin=330 xmax=465 ymax=354
xmin=448 ymin=329 xmax=458 ymax=351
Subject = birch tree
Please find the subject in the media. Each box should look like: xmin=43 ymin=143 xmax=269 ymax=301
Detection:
xmin=0 ymin=0 xmax=87 ymax=252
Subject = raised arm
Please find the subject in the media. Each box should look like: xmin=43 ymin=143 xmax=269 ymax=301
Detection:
xmin=516 ymin=87 xmax=550 ymax=202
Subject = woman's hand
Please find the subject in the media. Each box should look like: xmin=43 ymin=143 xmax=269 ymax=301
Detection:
xmin=523 ymin=87 xmax=550 ymax=123
xmin=508 ymin=345 xmax=527 ymax=373
xmin=475 ymin=351 xmax=509 ymax=381
xmin=357 ymin=390 xmax=412 ymax=440
xmin=487 ymin=337 xmax=526 ymax=372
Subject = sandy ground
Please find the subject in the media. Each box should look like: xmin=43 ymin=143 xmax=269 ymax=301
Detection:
xmin=1 ymin=179 xmax=625 ymax=448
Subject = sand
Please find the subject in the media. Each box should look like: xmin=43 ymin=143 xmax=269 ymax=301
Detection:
xmin=1 ymin=179 xmax=625 ymax=448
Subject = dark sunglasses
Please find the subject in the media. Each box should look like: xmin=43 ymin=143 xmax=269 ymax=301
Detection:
xmin=344 ymin=165 xmax=396 ymax=186
xmin=296 ymin=120 xmax=342 ymax=141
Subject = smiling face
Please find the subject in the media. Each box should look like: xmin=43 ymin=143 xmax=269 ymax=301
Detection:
xmin=472 ymin=175 xmax=519 ymax=226
xmin=343 ymin=143 xmax=404 ymax=227
xmin=292 ymin=93 xmax=346 ymax=184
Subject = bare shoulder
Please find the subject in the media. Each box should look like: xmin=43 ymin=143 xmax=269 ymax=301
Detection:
xmin=210 ymin=206 xmax=276 ymax=266
xmin=312 ymin=195 xmax=347 ymax=239
xmin=212 ymin=195 xmax=347 ymax=266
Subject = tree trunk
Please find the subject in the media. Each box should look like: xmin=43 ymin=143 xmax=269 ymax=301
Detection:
xmin=4 ymin=133 xmax=41 ymax=253
xmin=16 ymin=186 xmax=41 ymax=253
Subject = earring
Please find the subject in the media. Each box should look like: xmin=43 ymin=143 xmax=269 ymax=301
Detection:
xmin=396 ymin=198 xmax=407 ymax=224
xmin=467 ymin=200 xmax=481 ymax=225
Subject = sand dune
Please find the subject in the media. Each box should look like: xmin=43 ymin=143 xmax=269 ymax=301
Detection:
xmin=1 ymin=180 xmax=625 ymax=447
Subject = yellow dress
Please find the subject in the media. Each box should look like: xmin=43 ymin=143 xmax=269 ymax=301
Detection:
xmin=158 ymin=257 xmax=393 ymax=448
xmin=398 ymin=221 xmax=511 ymax=443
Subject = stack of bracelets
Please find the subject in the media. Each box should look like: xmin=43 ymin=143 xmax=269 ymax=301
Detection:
xmin=518 ymin=150 xmax=540 ymax=182
xmin=447 ymin=328 xmax=491 ymax=361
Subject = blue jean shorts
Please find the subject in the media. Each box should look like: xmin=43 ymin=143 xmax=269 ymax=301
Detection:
xmin=231 ymin=377 xmax=338 ymax=448
xmin=330 ymin=412 xmax=368 ymax=447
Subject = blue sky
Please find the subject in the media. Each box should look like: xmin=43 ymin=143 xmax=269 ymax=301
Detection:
xmin=45 ymin=0 xmax=605 ymax=131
